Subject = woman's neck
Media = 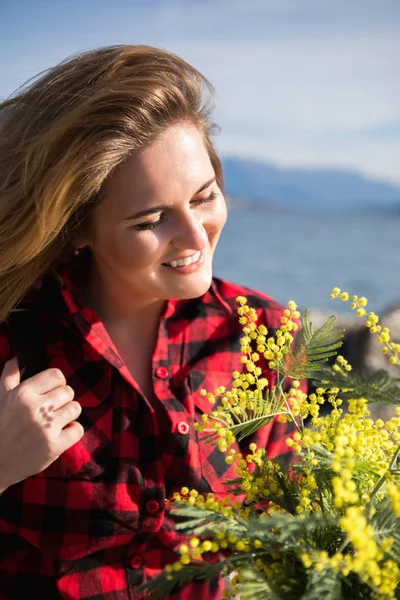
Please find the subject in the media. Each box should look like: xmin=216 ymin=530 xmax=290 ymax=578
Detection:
xmin=73 ymin=258 xmax=166 ymax=335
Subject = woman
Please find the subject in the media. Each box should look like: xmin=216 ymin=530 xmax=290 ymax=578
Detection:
xmin=0 ymin=46 xmax=298 ymax=599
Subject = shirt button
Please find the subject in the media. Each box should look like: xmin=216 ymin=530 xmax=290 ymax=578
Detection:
xmin=155 ymin=366 xmax=169 ymax=379
xmin=145 ymin=499 xmax=160 ymax=514
xmin=131 ymin=555 xmax=143 ymax=569
xmin=177 ymin=421 xmax=190 ymax=435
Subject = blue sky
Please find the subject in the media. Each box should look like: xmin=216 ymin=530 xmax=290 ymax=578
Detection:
xmin=1 ymin=0 xmax=399 ymax=184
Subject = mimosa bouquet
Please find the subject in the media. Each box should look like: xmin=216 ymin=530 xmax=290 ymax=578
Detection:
xmin=140 ymin=290 xmax=400 ymax=600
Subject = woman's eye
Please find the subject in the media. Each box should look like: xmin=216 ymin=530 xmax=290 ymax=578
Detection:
xmin=192 ymin=191 xmax=219 ymax=206
xmin=131 ymin=192 xmax=218 ymax=231
xmin=133 ymin=213 xmax=166 ymax=231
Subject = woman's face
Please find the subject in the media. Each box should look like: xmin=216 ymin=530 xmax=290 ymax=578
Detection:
xmin=85 ymin=122 xmax=227 ymax=308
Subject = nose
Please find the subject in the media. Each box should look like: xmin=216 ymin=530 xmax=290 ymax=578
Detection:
xmin=172 ymin=210 xmax=208 ymax=250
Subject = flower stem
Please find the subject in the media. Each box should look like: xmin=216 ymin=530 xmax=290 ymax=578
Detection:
xmin=277 ymin=381 xmax=302 ymax=433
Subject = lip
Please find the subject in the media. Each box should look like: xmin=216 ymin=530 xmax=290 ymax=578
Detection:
xmin=162 ymin=249 xmax=205 ymax=274
xmin=163 ymin=250 xmax=201 ymax=264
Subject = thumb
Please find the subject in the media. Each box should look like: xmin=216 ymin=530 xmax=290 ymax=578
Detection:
xmin=1 ymin=357 xmax=21 ymax=392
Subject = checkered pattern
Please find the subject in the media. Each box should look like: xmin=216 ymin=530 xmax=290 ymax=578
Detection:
xmin=0 ymin=271 xmax=303 ymax=599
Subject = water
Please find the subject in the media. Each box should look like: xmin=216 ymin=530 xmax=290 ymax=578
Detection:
xmin=213 ymin=209 xmax=400 ymax=315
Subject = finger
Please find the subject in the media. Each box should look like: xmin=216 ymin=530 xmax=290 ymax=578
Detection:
xmin=19 ymin=368 xmax=66 ymax=396
xmin=41 ymin=385 xmax=75 ymax=412
xmin=0 ymin=357 xmax=21 ymax=392
xmin=54 ymin=400 xmax=82 ymax=430
xmin=59 ymin=421 xmax=85 ymax=452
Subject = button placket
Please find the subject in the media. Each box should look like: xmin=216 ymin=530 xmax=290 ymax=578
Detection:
xmin=177 ymin=421 xmax=190 ymax=435
xmin=155 ymin=365 xmax=169 ymax=379
xmin=145 ymin=499 xmax=160 ymax=514
xmin=140 ymin=490 xmax=165 ymax=533
xmin=130 ymin=555 xmax=143 ymax=569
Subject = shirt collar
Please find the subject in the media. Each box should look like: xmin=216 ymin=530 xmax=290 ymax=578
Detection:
xmin=208 ymin=279 xmax=234 ymax=315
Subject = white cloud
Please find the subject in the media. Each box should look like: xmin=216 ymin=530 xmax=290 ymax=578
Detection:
xmin=169 ymin=33 xmax=400 ymax=182
xmin=0 ymin=0 xmax=399 ymax=183
xmin=172 ymin=36 xmax=400 ymax=132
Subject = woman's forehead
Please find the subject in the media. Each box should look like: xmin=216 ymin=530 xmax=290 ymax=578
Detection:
xmin=101 ymin=124 xmax=215 ymax=210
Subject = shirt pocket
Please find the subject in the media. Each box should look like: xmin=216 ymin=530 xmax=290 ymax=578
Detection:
xmin=188 ymin=370 xmax=244 ymax=496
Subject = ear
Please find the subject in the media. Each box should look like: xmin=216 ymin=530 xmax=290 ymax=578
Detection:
xmin=75 ymin=241 xmax=89 ymax=250
xmin=73 ymin=232 xmax=90 ymax=250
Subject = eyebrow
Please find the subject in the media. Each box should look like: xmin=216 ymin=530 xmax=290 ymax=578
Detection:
xmin=125 ymin=176 xmax=216 ymax=220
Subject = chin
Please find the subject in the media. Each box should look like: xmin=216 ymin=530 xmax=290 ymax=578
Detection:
xmin=172 ymin=272 xmax=213 ymax=300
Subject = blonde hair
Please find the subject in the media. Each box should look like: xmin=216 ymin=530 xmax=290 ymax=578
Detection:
xmin=0 ymin=45 xmax=222 ymax=321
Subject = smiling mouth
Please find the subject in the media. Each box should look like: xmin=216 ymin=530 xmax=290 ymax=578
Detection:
xmin=163 ymin=250 xmax=202 ymax=268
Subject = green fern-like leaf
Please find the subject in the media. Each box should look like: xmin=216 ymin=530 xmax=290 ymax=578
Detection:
xmin=136 ymin=561 xmax=226 ymax=599
xmin=300 ymin=444 xmax=379 ymax=480
xmin=304 ymin=444 xmax=333 ymax=470
xmin=301 ymin=566 xmax=342 ymax=600
xmin=240 ymin=512 xmax=337 ymax=554
xmin=311 ymin=365 xmax=400 ymax=405
xmin=204 ymin=387 xmax=286 ymax=444
xmin=269 ymin=472 xmax=299 ymax=515
xmin=172 ymin=506 xmax=336 ymax=555
xmin=229 ymin=414 xmax=277 ymax=442
xmin=237 ymin=566 xmax=286 ymax=600
xmin=171 ymin=504 xmax=250 ymax=538
xmin=371 ymin=499 xmax=400 ymax=564
xmin=284 ymin=311 xmax=344 ymax=379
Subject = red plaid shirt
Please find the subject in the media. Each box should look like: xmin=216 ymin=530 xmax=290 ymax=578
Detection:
xmin=0 ymin=270 xmax=299 ymax=600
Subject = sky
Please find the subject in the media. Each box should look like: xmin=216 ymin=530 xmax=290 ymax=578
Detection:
xmin=1 ymin=0 xmax=399 ymax=185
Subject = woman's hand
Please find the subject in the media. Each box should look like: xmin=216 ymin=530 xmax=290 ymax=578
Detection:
xmin=0 ymin=357 xmax=84 ymax=493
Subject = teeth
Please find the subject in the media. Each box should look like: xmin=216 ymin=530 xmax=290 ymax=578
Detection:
xmin=166 ymin=251 xmax=201 ymax=268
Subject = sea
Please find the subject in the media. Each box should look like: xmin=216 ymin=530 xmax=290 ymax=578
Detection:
xmin=212 ymin=209 xmax=400 ymax=316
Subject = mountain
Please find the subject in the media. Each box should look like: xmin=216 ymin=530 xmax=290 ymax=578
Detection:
xmin=221 ymin=157 xmax=400 ymax=213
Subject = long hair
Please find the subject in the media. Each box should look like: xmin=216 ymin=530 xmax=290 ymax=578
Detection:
xmin=0 ymin=45 xmax=222 ymax=321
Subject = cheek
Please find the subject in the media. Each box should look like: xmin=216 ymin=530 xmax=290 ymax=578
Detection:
xmin=209 ymin=196 xmax=228 ymax=233
xmin=122 ymin=231 xmax=164 ymax=268
xmin=92 ymin=229 xmax=163 ymax=269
